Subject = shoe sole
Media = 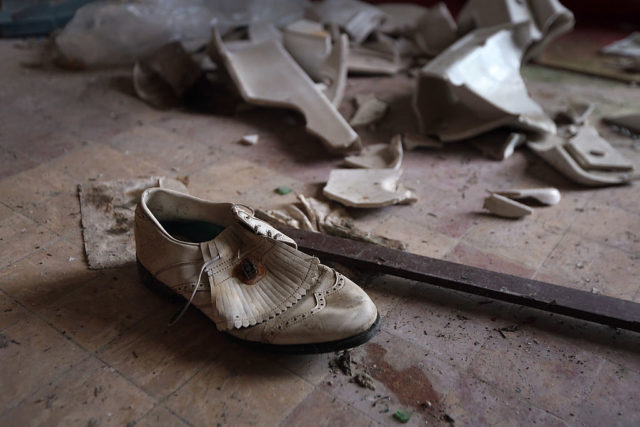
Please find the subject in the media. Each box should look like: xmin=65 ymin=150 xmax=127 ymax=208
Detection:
xmin=137 ymin=259 xmax=381 ymax=354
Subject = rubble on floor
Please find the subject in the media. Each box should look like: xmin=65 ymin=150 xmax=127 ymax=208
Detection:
xmin=349 ymin=93 xmax=388 ymax=127
xmin=78 ymin=177 xmax=188 ymax=269
xmin=323 ymin=168 xmax=417 ymax=208
xmin=483 ymin=193 xmax=533 ymax=219
xmin=257 ymin=194 xmax=406 ymax=251
xmin=344 ymin=139 xmax=403 ymax=170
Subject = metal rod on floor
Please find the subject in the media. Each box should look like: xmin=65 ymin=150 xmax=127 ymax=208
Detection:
xmin=283 ymin=228 xmax=640 ymax=333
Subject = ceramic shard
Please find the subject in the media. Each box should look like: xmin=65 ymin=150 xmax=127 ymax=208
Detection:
xmin=472 ymin=131 xmax=527 ymax=161
xmin=323 ymin=168 xmax=417 ymax=208
xmin=349 ymin=93 xmax=388 ymax=127
xmin=240 ymin=134 xmax=259 ymax=145
xmin=282 ymin=19 xmax=332 ymax=81
xmin=491 ymin=188 xmax=561 ymax=206
xmin=209 ymin=31 xmax=360 ymax=152
xmin=565 ymin=126 xmax=634 ymax=172
xmin=601 ymin=32 xmax=640 ymax=58
xmin=413 ymin=24 xmax=556 ymax=142
xmin=483 ymin=193 xmax=533 ymax=218
xmin=347 ymin=45 xmax=405 ymax=75
xmin=413 ymin=2 xmax=457 ymax=57
xmin=344 ymin=139 xmax=403 ymax=170
xmin=554 ymin=102 xmax=595 ymax=125
xmin=457 ymin=0 xmax=574 ymax=60
xmin=309 ymin=0 xmax=385 ymax=44
xmin=528 ymin=136 xmax=636 ymax=186
xmin=318 ymin=34 xmax=349 ymax=106
xmin=377 ymin=3 xmax=430 ymax=34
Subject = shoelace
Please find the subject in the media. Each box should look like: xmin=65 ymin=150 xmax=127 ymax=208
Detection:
xmin=168 ymin=255 xmax=221 ymax=326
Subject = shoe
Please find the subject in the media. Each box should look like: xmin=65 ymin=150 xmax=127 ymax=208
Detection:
xmin=134 ymin=188 xmax=380 ymax=353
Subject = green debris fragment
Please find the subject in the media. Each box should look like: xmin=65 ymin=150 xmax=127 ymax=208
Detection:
xmin=275 ymin=186 xmax=292 ymax=195
xmin=393 ymin=409 xmax=412 ymax=423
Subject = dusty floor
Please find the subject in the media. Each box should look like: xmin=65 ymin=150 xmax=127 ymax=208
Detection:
xmin=1 ymin=39 xmax=639 ymax=426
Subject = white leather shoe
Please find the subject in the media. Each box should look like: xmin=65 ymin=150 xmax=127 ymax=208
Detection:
xmin=135 ymin=188 xmax=380 ymax=353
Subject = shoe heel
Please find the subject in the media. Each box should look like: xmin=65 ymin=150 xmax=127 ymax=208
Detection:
xmin=137 ymin=259 xmax=184 ymax=302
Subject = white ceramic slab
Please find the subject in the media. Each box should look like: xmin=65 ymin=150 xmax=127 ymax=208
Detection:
xmin=349 ymin=93 xmax=388 ymax=127
xmin=210 ymin=31 xmax=360 ymax=152
xmin=344 ymin=139 xmax=403 ymax=169
xmin=413 ymin=24 xmax=556 ymax=142
xmin=323 ymin=168 xmax=417 ymax=208
xmin=565 ymin=126 xmax=634 ymax=172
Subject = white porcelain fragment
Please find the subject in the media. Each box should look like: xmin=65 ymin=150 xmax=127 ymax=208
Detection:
xmin=347 ymin=45 xmax=405 ymax=75
xmin=282 ymin=19 xmax=331 ymax=81
xmin=457 ymin=0 xmax=574 ymax=60
xmin=491 ymin=188 xmax=561 ymax=206
xmin=309 ymin=0 xmax=386 ymax=44
xmin=318 ymin=34 xmax=349 ymax=106
xmin=527 ymin=136 xmax=636 ymax=186
xmin=472 ymin=131 xmax=527 ymax=161
xmin=601 ymin=32 xmax=640 ymax=58
xmin=413 ymin=2 xmax=457 ymax=57
xmin=565 ymin=126 xmax=634 ymax=172
xmin=483 ymin=193 xmax=533 ymax=218
xmin=209 ymin=31 xmax=360 ymax=152
xmin=349 ymin=94 xmax=388 ymax=127
xmin=240 ymin=134 xmax=259 ymax=145
xmin=413 ymin=24 xmax=556 ymax=142
xmin=555 ymin=102 xmax=595 ymax=125
xmin=344 ymin=139 xmax=403 ymax=170
xmin=323 ymin=168 xmax=417 ymax=208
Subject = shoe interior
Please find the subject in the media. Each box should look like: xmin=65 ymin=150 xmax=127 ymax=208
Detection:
xmin=160 ymin=220 xmax=225 ymax=243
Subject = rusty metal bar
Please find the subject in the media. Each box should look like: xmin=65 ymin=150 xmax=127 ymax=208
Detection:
xmin=283 ymin=228 xmax=640 ymax=333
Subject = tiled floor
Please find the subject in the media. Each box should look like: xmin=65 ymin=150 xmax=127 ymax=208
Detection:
xmin=1 ymin=40 xmax=639 ymax=426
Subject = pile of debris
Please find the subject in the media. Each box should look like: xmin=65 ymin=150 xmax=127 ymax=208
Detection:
xmin=57 ymin=0 xmax=637 ymax=217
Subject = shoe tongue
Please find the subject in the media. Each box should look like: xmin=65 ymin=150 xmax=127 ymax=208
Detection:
xmin=231 ymin=204 xmax=297 ymax=248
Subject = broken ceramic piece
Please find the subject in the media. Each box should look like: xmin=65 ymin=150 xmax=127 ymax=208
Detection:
xmin=413 ymin=2 xmax=457 ymax=57
xmin=209 ymin=31 xmax=360 ymax=152
xmin=528 ymin=136 xmax=636 ymax=186
xmin=483 ymin=193 xmax=533 ymax=218
xmin=257 ymin=195 xmax=406 ymax=250
xmin=603 ymin=114 xmax=640 ymax=137
xmin=565 ymin=126 xmax=634 ymax=172
xmin=413 ymin=24 xmax=556 ymax=142
xmin=282 ymin=19 xmax=331 ymax=81
xmin=318 ymin=34 xmax=349 ymax=106
xmin=133 ymin=42 xmax=202 ymax=109
xmin=398 ymin=133 xmax=443 ymax=151
xmin=240 ymin=134 xmax=259 ymax=145
xmin=491 ymin=188 xmax=561 ymax=206
xmin=349 ymin=93 xmax=388 ymax=127
xmin=323 ymin=168 xmax=417 ymax=208
xmin=377 ymin=3 xmax=429 ymax=34
xmin=309 ymin=0 xmax=386 ymax=44
xmin=554 ymin=102 xmax=595 ymax=125
xmin=457 ymin=0 xmax=574 ymax=60
xmin=601 ymin=32 xmax=640 ymax=58
xmin=347 ymin=45 xmax=405 ymax=75
xmin=344 ymin=139 xmax=403 ymax=170
xmin=472 ymin=131 xmax=527 ymax=161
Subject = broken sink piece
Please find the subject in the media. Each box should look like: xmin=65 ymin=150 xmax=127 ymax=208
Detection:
xmin=528 ymin=136 xmax=636 ymax=186
xmin=457 ymin=0 xmax=575 ymax=60
xmin=318 ymin=34 xmax=349 ymax=107
xmin=413 ymin=2 xmax=458 ymax=57
xmin=565 ymin=126 xmax=634 ymax=172
xmin=554 ymin=102 xmax=595 ymax=125
xmin=308 ymin=0 xmax=386 ymax=45
xmin=323 ymin=168 xmax=417 ymax=208
xmin=282 ymin=19 xmax=331 ymax=81
xmin=601 ymin=32 xmax=640 ymax=58
xmin=349 ymin=93 xmax=388 ymax=127
xmin=472 ymin=131 xmax=527 ymax=161
xmin=209 ymin=31 xmax=360 ymax=152
xmin=240 ymin=134 xmax=259 ymax=145
xmin=483 ymin=193 xmax=533 ymax=219
xmin=491 ymin=188 xmax=561 ymax=206
xmin=344 ymin=138 xmax=403 ymax=170
xmin=413 ymin=24 xmax=556 ymax=142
